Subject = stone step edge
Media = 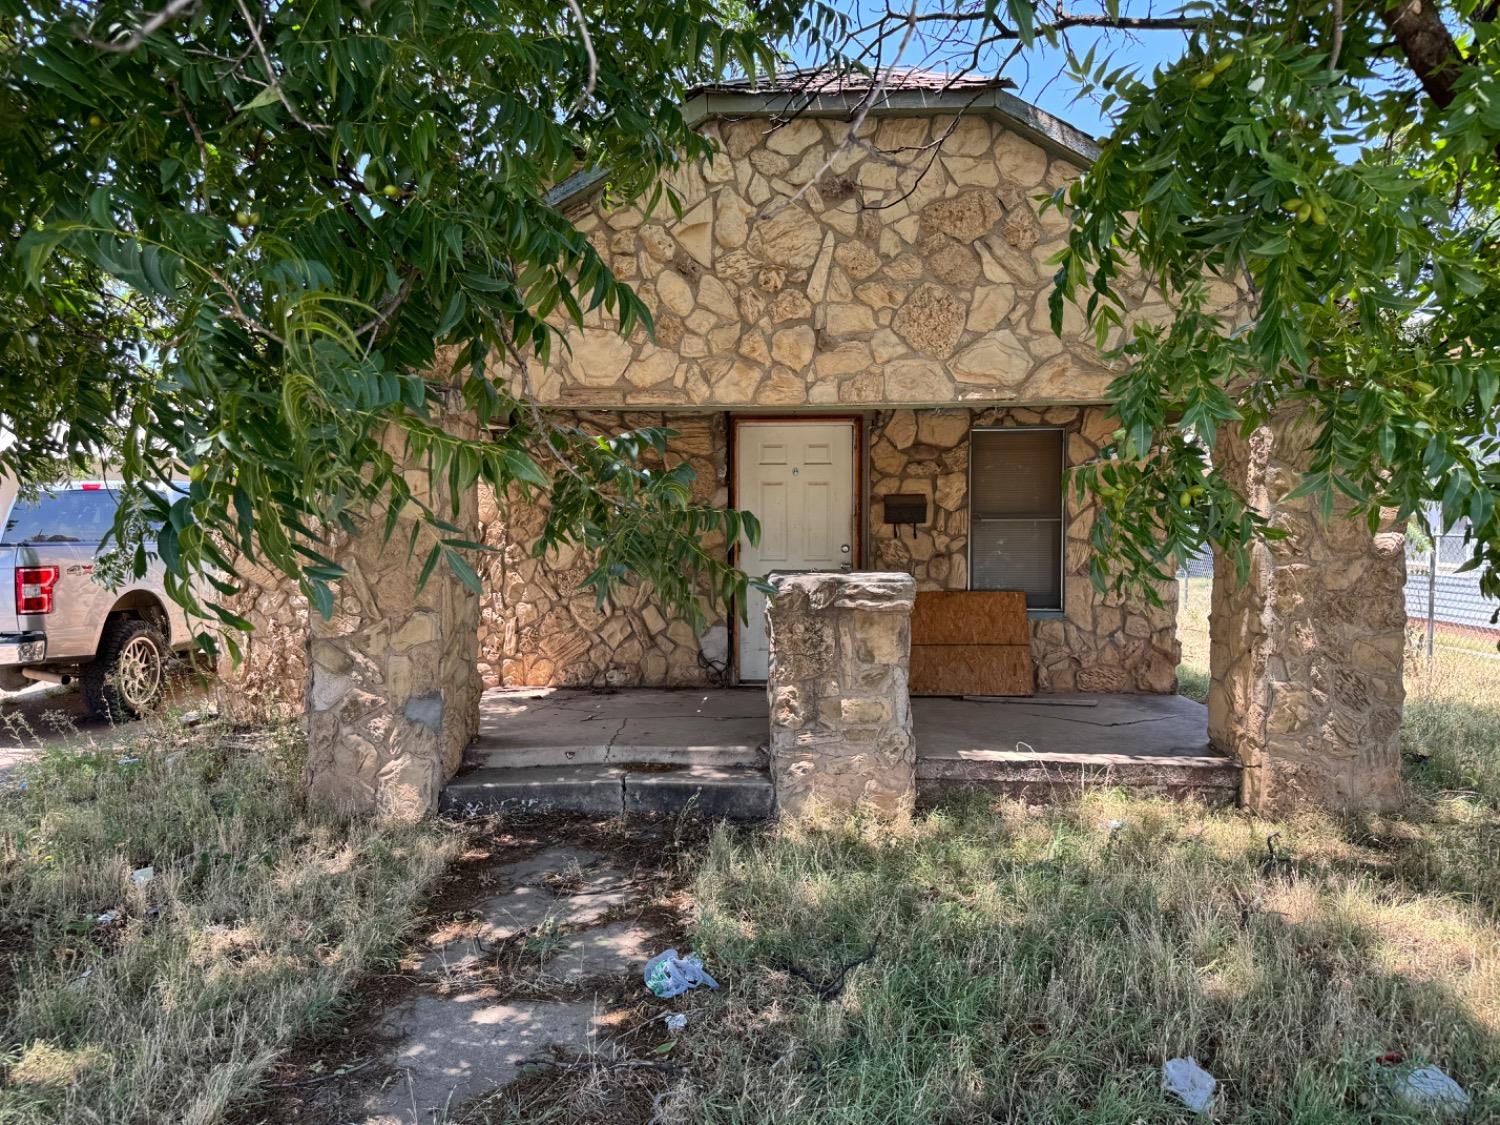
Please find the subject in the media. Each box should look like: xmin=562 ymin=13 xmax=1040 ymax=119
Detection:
xmin=441 ymin=764 xmax=775 ymax=819
xmin=468 ymin=743 xmax=768 ymax=770
xmin=917 ymin=757 xmax=1240 ymax=787
xmin=917 ymin=777 xmax=1240 ymax=807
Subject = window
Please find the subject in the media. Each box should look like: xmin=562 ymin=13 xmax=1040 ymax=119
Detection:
xmin=2 ymin=489 xmax=121 ymax=546
xmin=968 ymin=428 xmax=1065 ymax=610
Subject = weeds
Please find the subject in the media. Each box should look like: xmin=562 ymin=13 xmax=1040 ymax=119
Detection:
xmin=681 ymin=793 xmax=1499 ymax=1122
xmin=0 ymin=715 xmax=458 ymax=1124
xmin=670 ymin=584 xmax=1500 ymax=1122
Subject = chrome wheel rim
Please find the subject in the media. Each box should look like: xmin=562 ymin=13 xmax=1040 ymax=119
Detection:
xmin=116 ymin=636 xmax=163 ymax=710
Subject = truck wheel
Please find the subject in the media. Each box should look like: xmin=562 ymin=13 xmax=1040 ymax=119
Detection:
xmin=84 ymin=617 xmax=169 ymax=720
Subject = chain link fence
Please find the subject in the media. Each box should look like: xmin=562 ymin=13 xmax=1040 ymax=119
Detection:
xmin=1406 ymin=517 xmax=1500 ymax=658
xmin=1174 ymin=517 xmax=1500 ymax=662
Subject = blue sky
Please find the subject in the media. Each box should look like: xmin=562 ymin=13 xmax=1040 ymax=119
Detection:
xmin=791 ymin=1 xmax=1193 ymax=139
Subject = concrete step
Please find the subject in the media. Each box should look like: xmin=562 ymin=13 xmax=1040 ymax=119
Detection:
xmin=442 ymin=763 xmax=774 ymax=819
xmin=470 ymin=743 xmax=768 ymax=770
xmin=917 ymin=749 xmax=1240 ymax=806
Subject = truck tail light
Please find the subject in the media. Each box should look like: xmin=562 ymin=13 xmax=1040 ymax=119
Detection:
xmin=16 ymin=567 xmax=60 ymax=615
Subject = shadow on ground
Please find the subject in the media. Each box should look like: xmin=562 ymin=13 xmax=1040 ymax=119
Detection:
xmin=239 ymin=815 xmax=709 ymax=1125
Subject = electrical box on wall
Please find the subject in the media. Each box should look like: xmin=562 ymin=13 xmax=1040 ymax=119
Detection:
xmin=883 ymin=493 xmax=927 ymax=538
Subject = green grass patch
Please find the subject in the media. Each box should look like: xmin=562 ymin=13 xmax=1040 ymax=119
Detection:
xmin=0 ymin=719 xmax=458 ymax=1124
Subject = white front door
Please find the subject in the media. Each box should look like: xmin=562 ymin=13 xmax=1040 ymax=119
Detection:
xmin=734 ymin=420 xmax=856 ymax=681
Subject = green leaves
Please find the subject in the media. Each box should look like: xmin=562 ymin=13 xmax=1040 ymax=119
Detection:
xmin=0 ymin=0 xmax=814 ymax=651
xmin=1054 ymin=2 xmax=1500 ymax=603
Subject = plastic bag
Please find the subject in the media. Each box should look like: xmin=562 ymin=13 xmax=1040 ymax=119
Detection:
xmin=1162 ymin=1056 xmax=1216 ymax=1114
xmin=644 ymin=949 xmax=719 ymax=998
xmin=1388 ymin=1065 xmax=1469 ymax=1114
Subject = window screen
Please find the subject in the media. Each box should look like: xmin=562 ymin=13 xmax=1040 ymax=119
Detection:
xmin=969 ymin=428 xmax=1064 ymax=610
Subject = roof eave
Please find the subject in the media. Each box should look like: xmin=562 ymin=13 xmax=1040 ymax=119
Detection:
xmin=682 ymin=86 xmax=1099 ymax=166
xmin=549 ymin=87 xmax=1099 ymax=211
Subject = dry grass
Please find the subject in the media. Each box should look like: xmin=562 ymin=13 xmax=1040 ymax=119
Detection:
xmin=680 ymin=794 xmax=1500 ymax=1122
xmin=672 ymin=579 xmax=1500 ymax=1122
xmin=0 ymin=716 xmax=459 ymax=1125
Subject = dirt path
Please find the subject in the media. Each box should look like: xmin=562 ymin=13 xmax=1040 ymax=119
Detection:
xmin=240 ymin=815 xmax=715 ymax=1125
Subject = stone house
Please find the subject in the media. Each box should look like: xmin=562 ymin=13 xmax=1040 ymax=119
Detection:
xmin=473 ymin=71 xmax=1213 ymax=698
xmin=226 ymin=71 xmax=1407 ymax=819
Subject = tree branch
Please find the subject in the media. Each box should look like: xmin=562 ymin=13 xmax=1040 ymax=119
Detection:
xmin=1379 ymin=0 xmax=1465 ymax=109
xmin=76 ymin=0 xmax=198 ymax=52
xmin=888 ymin=8 xmax=1200 ymax=34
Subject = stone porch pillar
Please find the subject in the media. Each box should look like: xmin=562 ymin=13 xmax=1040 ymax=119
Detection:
xmin=765 ymin=571 xmax=917 ymax=818
xmin=304 ymin=403 xmax=482 ymax=820
xmin=1208 ymin=409 xmax=1406 ymax=814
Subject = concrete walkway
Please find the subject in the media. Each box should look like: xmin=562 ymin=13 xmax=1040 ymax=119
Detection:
xmin=282 ymin=824 xmax=697 ymax=1125
xmin=359 ymin=844 xmax=642 ymax=1122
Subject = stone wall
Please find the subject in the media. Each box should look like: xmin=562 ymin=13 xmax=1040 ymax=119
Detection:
xmin=498 ymin=114 xmax=1243 ymax=411
xmin=867 ymin=404 xmax=1179 ymax=693
xmin=475 ymin=411 xmax=731 ymax=689
xmin=766 ymin=571 xmax=916 ymax=817
xmin=216 ymin=403 xmax=1178 ymax=700
xmin=303 ymin=405 xmax=482 ymax=820
xmin=215 ymin=555 xmax=309 ymax=724
xmin=1208 ymin=410 xmax=1406 ymax=813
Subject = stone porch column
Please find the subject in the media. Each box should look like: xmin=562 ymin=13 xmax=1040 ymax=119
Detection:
xmin=304 ymin=402 xmax=482 ymax=820
xmin=1208 ymin=409 xmax=1406 ymax=814
xmin=765 ymin=571 xmax=917 ymax=818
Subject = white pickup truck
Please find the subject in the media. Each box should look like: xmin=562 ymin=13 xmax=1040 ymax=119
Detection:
xmin=0 ymin=483 xmax=196 ymax=718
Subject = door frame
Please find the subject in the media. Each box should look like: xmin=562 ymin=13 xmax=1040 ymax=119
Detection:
xmin=728 ymin=414 xmax=865 ymax=684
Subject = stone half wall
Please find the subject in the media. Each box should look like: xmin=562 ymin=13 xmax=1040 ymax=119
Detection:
xmin=504 ymin=113 xmax=1244 ymax=411
xmin=867 ymin=405 xmax=1179 ymax=693
xmin=475 ymin=411 xmax=731 ymax=689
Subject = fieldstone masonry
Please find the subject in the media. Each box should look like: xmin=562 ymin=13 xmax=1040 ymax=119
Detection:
xmin=868 ymin=405 xmax=1179 ymax=692
xmin=501 ymin=113 xmax=1245 ymax=411
xmin=474 ymin=412 xmax=729 ymax=689
xmin=215 ymin=555 xmax=309 ymax=724
xmin=1208 ymin=409 xmax=1406 ymax=814
xmin=766 ymin=571 xmax=917 ymax=817
xmin=303 ymin=405 xmax=483 ymax=820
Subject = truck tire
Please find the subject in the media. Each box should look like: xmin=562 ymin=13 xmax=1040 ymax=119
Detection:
xmin=84 ymin=617 xmax=169 ymax=720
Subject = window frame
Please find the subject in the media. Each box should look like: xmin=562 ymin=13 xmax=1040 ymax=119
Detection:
xmin=965 ymin=425 xmax=1068 ymax=615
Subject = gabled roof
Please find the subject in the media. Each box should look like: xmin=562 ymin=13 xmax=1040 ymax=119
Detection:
xmin=547 ymin=68 xmax=1098 ymax=209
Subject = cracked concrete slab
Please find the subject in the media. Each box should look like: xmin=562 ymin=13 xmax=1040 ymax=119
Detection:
xmin=361 ymin=993 xmax=608 ymax=1123
xmin=915 ymin=694 xmax=1217 ymax=762
xmin=541 ymin=921 xmax=656 ymax=981
xmin=418 ymin=847 xmax=633 ymax=972
xmin=473 ymin=688 xmax=769 ymax=766
xmin=472 ymin=687 xmax=1215 ymax=766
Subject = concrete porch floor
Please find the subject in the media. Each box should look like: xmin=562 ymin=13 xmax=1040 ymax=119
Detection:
xmin=446 ymin=688 xmax=1239 ymax=813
